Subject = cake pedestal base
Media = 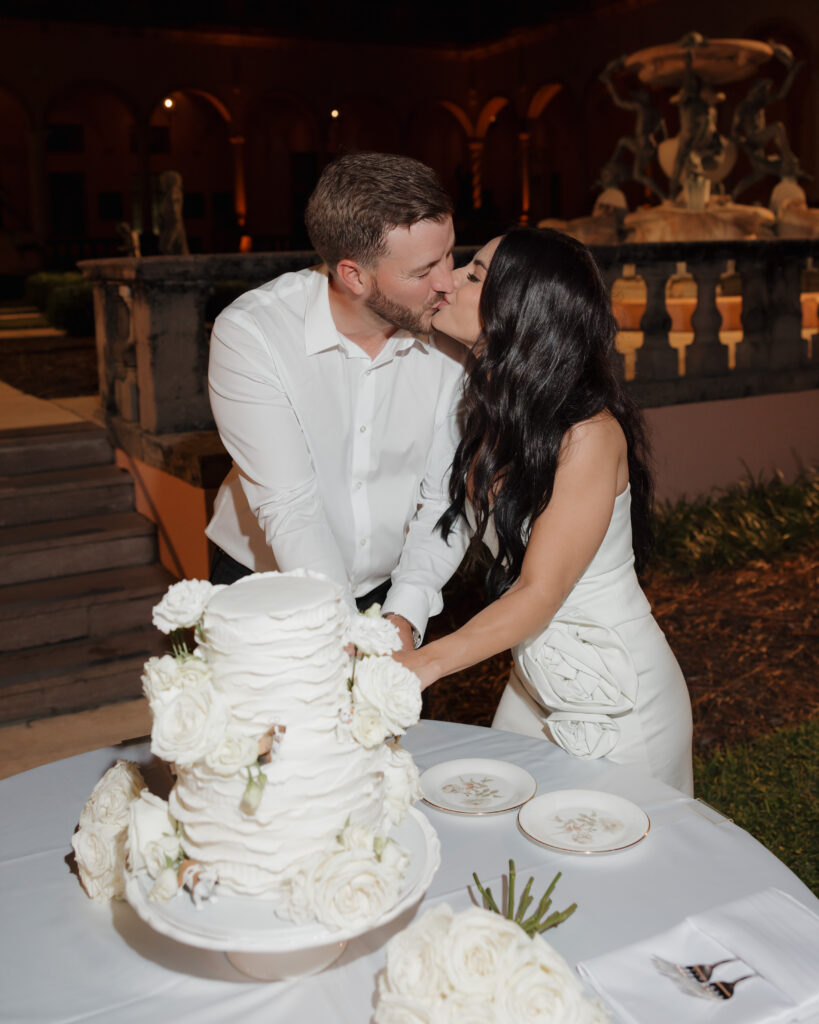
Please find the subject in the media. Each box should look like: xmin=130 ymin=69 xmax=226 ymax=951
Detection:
xmin=125 ymin=809 xmax=440 ymax=983
xmin=226 ymin=941 xmax=347 ymax=981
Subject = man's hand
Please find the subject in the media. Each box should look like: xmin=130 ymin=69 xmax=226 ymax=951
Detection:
xmin=384 ymin=613 xmax=415 ymax=653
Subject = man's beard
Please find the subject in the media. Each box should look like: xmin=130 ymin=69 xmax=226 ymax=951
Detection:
xmin=365 ymin=279 xmax=441 ymax=335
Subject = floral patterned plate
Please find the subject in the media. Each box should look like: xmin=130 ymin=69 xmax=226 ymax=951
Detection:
xmin=419 ymin=758 xmax=537 ymax=815
xmin=517 ymin=789 xmax=650 ymax=854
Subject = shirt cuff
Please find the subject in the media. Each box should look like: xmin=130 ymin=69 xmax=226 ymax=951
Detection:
xmin=381 ymin=585 xmax=429 ymax=646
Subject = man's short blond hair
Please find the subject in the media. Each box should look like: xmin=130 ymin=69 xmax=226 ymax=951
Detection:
xmin=305 ymin=152 xmax=453 ymax=271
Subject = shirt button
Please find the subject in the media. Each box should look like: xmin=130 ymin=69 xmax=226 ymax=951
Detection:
xmin=359 ymin=425 xmax=367 ymax=433
xmin=365 ymin=368 xmax=372 ymax=376
xmin=360 ymin=538 xmax=367 ymax=547
xmin=355 ymin=481 xmax=363 ymax=490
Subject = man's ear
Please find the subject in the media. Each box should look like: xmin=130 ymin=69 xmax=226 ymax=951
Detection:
xmin=335 ymin=258 xmax=371 ymax=296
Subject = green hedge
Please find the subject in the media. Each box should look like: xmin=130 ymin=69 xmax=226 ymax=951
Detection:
xmin=653 ymin=469 xmax=819 ymax=577
xmin=45 ymin=281 xmax=95 ymax=337
xmin=23 ymin=271 xmax=84 ymax=312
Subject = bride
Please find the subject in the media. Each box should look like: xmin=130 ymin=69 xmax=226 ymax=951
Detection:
xmin=398 ymin=227 xmax=693 ymax=794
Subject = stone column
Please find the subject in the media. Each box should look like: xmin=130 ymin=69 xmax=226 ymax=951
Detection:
xmin=735 ymin=257 xmax=769 ymax=371
xmin=635 ymin=261 xmax=678 ymax=380
xmin=518 ymin=130 xmax=531 ymax=225
xmin=230 ymin=134 xmax=251 ymax=252
xmin=687 ymin=260 xmax=727 ymax=376
xmin=468 ymin=140 xmax=484 ymax=211
xmin=768 ymin=256 xmax=805 ymax=370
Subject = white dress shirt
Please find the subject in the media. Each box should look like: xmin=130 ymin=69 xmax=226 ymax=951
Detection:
xmin=206 ymin=266 xmax=469 ymax=635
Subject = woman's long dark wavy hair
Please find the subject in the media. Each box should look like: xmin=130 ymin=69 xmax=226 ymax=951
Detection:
xmin=439 ymin=226 xmax=654 ymax=600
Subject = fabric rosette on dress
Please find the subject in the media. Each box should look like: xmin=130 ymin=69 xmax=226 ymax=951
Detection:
xmin=513 ymin=609 xmax=638 ymax=759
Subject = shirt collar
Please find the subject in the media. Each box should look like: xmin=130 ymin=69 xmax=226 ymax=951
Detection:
xmin=304 ymin=269 xmax=430 ymax=359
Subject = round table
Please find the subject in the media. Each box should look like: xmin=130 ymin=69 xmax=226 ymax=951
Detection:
xmin=1 ymin=720 xmax=815 ymax=1023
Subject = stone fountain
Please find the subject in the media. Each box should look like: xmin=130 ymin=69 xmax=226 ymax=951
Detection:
xmin=542 ymin=32 xmax=818 ymax=244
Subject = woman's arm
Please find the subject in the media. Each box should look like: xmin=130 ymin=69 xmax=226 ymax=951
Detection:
xmin=396 ymin=413 xmax=627 ymax=688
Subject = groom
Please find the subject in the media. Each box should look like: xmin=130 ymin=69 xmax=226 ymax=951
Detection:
xmin=205 ymin=152 xmax=468 ymax=651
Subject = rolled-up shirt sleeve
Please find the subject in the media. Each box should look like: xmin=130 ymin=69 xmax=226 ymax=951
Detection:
xmin=381 ymin=361 xmax=470 ymax=638
xmin=208 ymin=309 xmax=354 ymax=607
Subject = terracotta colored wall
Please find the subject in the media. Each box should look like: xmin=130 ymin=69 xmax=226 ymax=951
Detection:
xmin=646 ymin=389 xmax=819 ymax=503
xmin=115 ymin=450 xmax=211 ymax=579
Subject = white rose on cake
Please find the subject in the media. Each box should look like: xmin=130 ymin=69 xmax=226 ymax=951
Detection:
xmin=141 ymin=654 xmax=183 ymax=702
xmin=205 ymin=727 xmax=259 ymax=776
xmin=152 ymin=579 xmax=223 ymax=633
xmin=150 ymin=685 xmax=230 ymax=766
xmin=382 ymin=740 xmax=422 ymax=825
xmin=309 ymin=847 xmax=404 ymax=931
xmin=78 ymin=760 xmax=145 ymax=829
xmin=72 ymin=823 xmax=128 ymax=903
xmin=350 ymin=609 xmax=401 ymax=656
xmin=148 ymin=864 xmax=180 ymax=903
xmin=351 ymin=704 xmax=390 ymax=748
xmin=127 ymin=790 xmax=181 ymax=877
xmin=352 ymin=656 xmax=422 ymax=736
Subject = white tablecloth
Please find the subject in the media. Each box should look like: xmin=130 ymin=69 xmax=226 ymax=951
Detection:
xmin=1 ymin=720 xmax=816 ymax=1023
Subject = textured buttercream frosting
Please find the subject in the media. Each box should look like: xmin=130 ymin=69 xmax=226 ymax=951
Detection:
xmin=168 ymin=570 xmax=396 ymax=902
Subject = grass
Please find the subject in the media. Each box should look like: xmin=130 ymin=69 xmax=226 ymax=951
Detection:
xmin=653 ymin=468 xmax=819 ymax=577
xmin=695 ymin=716 xmax=819 ymax=895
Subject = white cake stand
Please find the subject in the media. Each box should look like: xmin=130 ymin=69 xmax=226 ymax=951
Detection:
xmin=125 ymin=807 xmax=440 ymax=981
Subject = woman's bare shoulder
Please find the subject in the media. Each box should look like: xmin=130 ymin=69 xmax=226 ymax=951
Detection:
xmin=562 ymin=410 xmax=626 ymax=459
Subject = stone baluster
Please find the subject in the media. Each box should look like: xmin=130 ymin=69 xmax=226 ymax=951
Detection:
xmin=598 ymin=261 xmax=627 ymax=380
xmin=634 ymin=261 xmax=678 ymax=380
xmin=687 ymin=258 xmax=727 ymax=376
xmin=768 ymin=253 xmax=806 ymax=369
xmin=734 ymin=256 xmax=770 ymax=371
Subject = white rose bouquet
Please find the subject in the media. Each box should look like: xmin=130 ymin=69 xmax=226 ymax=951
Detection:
xmin=72 ymin=761 xmax=146 ymax=903
xmin=375 ymin=864 xmax=608 ymax=1024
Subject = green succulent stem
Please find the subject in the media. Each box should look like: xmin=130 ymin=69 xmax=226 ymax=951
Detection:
xmin=473 ymin=861 xmax=577 ymax=937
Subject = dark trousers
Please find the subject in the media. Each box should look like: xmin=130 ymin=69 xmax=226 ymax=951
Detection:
xmin=209 ymin=546 xmax=390 ymax=612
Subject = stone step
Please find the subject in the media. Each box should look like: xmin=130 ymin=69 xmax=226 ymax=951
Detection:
xmin=0 ymin=463 xmax=135 ymax=526
xmin=0 ymin=628 xmax=169 ymax=724
xmin=0 ymin=512 xmax=157 ymax=585
xmin=0 ymin=563 xmax=175 ymax=652
xmin=0 ymin=421 xmax=113 ymax=476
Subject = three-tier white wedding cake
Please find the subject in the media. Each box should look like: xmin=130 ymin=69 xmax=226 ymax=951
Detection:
xmin=72 ymin=569 xmax=424 ymax=931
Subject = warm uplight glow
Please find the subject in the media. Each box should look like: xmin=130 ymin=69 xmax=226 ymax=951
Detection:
xmin=330 ymin=109 xmax=339 ymax=119
xmin=163 ymin=97 xmax=174 ymax=110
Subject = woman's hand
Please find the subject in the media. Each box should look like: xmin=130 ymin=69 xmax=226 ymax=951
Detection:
xmin=393 ymin=648 xmax=439 ymax=691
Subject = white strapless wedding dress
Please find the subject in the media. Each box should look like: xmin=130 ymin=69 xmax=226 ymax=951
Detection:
xmin=484 ymin=486 xmax=694 ymax=794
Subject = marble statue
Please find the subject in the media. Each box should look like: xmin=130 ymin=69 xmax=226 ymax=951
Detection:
xmin=158 ymin=171 xmax=190 ymax=256
xmin=599 ymin=56 xmax=668 ymax=200
xmin=731 ymin=45 xmax=807 ymax=199
xmin=667 ymin=50 xmax=725 ymax=200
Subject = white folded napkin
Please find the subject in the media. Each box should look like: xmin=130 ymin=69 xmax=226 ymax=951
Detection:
xmin=577 ymin=888 xmax=819 ymax=1024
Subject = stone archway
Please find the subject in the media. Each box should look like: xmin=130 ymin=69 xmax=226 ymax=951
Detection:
xmin=44 ymin=80 xmax=139 ymax=263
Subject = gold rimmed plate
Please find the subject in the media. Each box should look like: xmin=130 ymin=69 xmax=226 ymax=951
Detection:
xmin=419 ymin=758 xmax=537 ymax=815
xmin=518 ymin=789 xmax=650 ymax=854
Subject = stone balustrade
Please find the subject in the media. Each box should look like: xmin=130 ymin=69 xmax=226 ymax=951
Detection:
xmin=79 ymin=240 xmax=819 ymax=484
